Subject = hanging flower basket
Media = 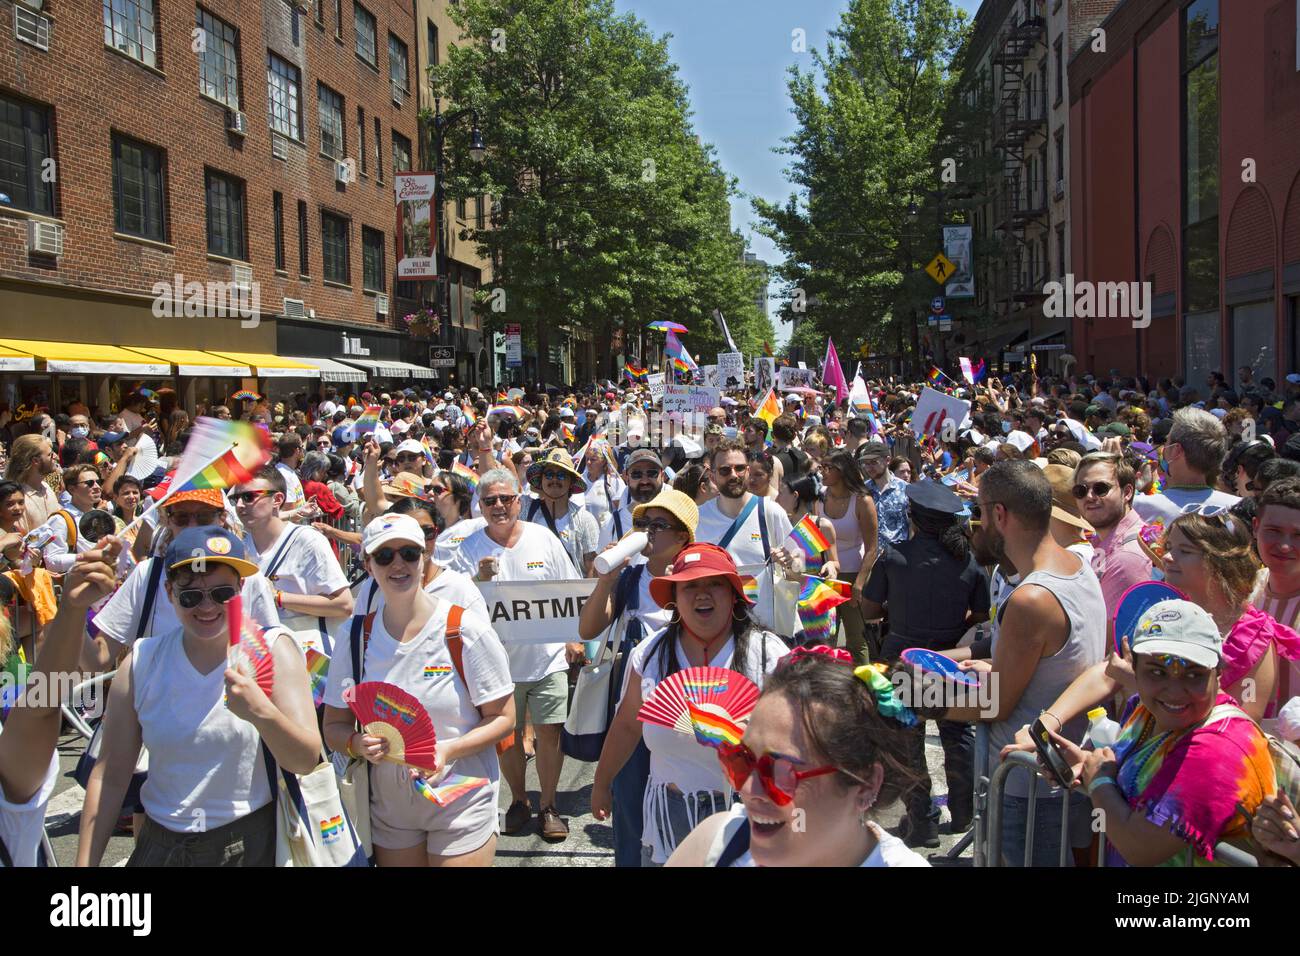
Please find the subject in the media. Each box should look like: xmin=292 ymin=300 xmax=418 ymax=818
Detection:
xmin=400 ymin=308 xmax=440 ymax=338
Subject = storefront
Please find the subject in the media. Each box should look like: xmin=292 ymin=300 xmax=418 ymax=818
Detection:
xmin=275 ymin=320 xmax=434 ymax=396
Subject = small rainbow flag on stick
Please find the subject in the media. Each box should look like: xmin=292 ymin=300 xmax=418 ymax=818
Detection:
xmin=412 ymin=773 xmax=490 ymax=807
xmin=687 ymin=700 xmax=744 ymax=748
xmin=305 ymin=648 xmax=329 ymax=707
xmin=353 ymin=405 xmax=382 ymax=436
xmin=788 ymin=514 xmax=831 ymax=560
xmin=452 ymin=461 xmax=479 ymax=491
xmin=168 ymin=417 xmax=272 ymax=494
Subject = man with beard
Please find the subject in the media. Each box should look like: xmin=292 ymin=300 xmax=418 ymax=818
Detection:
xmin=597 ymin=449 xmax=665 ymax=550
xmin=5 ymin=433 xmax=60 ymax=532
xmin=1072 ymin=452 xmax=1151 ymax=618
xmin=940 ymin=461 xmax=1106 ymax=866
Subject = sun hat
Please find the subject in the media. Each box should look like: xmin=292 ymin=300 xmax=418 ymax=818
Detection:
xmin=525 ymin=447 xmax=587 ymax=494
xmin=162 ymin=487 xmax=225 ymax=510
xmin=649 ymin=542 xmax=752 ymax=609
xmin=631 ymin=488 xmax=699 ymax=544
xmin=382 ymin=472 xmax=431 ymax=498
xmin=165 ymin=526 xmax=259 ymax=578
xmin=1130 ymin=599 xmax=1223 ymax=670
xmin=362 ymin=513 xmax=425 ymax=555
xmin=1042 ymin=463 xmax=1096 ymax=534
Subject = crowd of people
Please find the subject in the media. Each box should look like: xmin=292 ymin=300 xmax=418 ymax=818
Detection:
xmin=1 ymin=360 xmax=1298 ymax=869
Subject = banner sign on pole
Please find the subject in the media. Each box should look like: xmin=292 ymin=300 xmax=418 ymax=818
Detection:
xmin=395 ymin=173 xmax=437 ymax=280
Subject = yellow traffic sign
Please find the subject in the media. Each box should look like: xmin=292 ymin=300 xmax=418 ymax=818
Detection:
xmin=925 ymin=253 xmax=956 ymax=284
xmin=858 ymin=343 xmax=871 ymax=358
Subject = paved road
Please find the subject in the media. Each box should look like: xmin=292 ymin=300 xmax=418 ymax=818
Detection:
xmin=46 ymin=729 xmax=972 ymax=867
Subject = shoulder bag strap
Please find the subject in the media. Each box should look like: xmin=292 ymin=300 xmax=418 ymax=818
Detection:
xmin=263 ymin=526 xmax=302 ymax=582
xmin=445 ymin=604 xmax=515 ymax=754
xmin=717 ymin=495 xmax=761 ymax=551
xmin=56 ymin=511 xmax=76 ymax=551
xmin=0 ymin=831 xmax=12 ymax=869
xmin=757 ymin=498 xmax=770 ymax=560
xmin=715 ymin=817 xmax=751 ymax=867
xmin=135 ymin=557 xmax=166 ymax=643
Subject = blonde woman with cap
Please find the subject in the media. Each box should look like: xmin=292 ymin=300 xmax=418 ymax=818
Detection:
xmin=590 ymin=542 xmax=787 ymax=866
xmin=579 ymin=488 xmax=698 ymax=866
xmin=78 ymin=527 xmax=320 ymax=866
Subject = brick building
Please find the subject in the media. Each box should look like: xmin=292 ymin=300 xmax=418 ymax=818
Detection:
xmin=0 ymin=0 xmax=436 ymax=415
xmin=1070 ymin=0 xmax=1300 ymax=386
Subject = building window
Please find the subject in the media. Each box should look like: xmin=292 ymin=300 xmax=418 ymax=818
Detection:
xmin=374 ymin=117 xmax=383 ymax=181
xmin=476 ymin=195 xmax=485 ymax=229
xmin=427 ymin=20 xmax=439 ymax=66
xmin=1053 ymin=36 xmax=1063 ymax=106
xmin=1054 ymin=128 xmax=1064 ymax=190
xmin=456 ymin=196 xmax=466 ymax=220
xmin=1056 ymin=223 xmax=1066 ymax=279
xmin=334 ymin=0 xmax=343 ymax=39
xmin=273 ymin=191 xmax=285 ymax=270
xmin=267 ymin=53 xmax=301 ymax=140
xmin=391 ymin=130 xmax=411 ymax=174
xmin=297 ymin=199 xmax=309 ymax=275
xmin=0 ymin=94 xmax=55 ymax=215
xmin=103 ymin=0 xmax=158 ymax=68
xmin=362 ymin=226 xmax=385 ymax=291
xmin=112 ymin=133 xmax=166 ymax=242
xmin=205 ymin=168 xmax=247 ymax=260
xmin=357 ymin=107 xmax=367 ymax=175
xmin=322 ymin=211 xmax=350 ymax=284
xmin=1182 ymin=0 xmax=1219 ymax=314
xmin=318 ymin=83 xmax=344 ymax=159
xmin=196 ymin=7 xmax=240 ymax=108
xmin=315 ymin=0 xmax=324 ymax=26
xmin=354 ymin=3 xmax=377 ymax=67
xmin=389 ymin=34 xmax=409 ymax=91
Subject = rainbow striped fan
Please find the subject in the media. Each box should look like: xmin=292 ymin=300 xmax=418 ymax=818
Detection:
xmin=637 ymin=667 xmax=759 ymax=747
xmin=412 ymin=773 xmax=489 ymax=807
xmin=347 ymin=681 xmax=439 ymax=771
xmin=226 ymin=595 xmax=274 ymax=697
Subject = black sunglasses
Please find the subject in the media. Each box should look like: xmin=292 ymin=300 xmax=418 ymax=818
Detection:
xmin=628 ymin=469 xmax=660 ymax=481
xmin=633 ymin=518 xmax=682 ymax=534
xmin=1071 ymin=481 xmax=1114 ymax=499
xmin=229 ymin=490 xmax=272 ymax=505
xmin=372 ymin=545 xmax=423 ymax=566
xmin=177 ymin=585 xmax=239 ymax=609
xmin=481 ymin=494 xmax=518 ymax=507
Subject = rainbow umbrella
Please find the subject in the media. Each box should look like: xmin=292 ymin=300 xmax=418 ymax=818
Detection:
xmin=646 ymin=321 xmax=688 ymax=334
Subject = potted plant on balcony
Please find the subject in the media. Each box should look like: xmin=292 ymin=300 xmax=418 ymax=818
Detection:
xmin=401 ymin=308 xmax=440 ymax=339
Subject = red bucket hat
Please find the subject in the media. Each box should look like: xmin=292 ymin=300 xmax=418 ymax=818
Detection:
xmin=649 ymin=542 xmax=753 ymax=609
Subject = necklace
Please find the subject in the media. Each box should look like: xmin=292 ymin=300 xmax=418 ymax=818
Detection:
xmin=682 ymin=626 xmax=730 ymax=666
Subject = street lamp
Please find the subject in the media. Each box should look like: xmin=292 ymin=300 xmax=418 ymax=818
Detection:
xmin=431 ymin=106 xmax=485 ymax=367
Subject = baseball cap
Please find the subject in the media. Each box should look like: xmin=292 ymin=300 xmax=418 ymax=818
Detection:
xmin=99 ymin=431 xmax=127 ymax=446
xmin=165 ymin=526 xmax=259 ymax=578
xmin=625 ymin=448 xmax=662 ymax=470
xmin=558 ymin=407 xmax=575 ymax=419
xmin=395 ymin=439 xmax=425 ymax=456
xmin=162 ymin=487 xmax=225 ymax=510
xmin=332 ymin=424 xmax=354 ymax=446
xmin=362 ymin=513 xmax=425 ymax=554
xmin=1130 ymin=599 xmax=1222 ymax=670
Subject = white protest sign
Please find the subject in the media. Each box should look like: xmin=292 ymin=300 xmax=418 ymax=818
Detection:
xmin=700 ymin=365 xmax=718 ymax=387
xmin=662 ymin=384 xmax=721 ymax=422
xmin=911 ymin=385 xmax=970 ymax=439
xmin=646 ymin=372 xmax=666 ymax=404
xmin=753 ymin=357 xmax=775 ymax=395
xmin=476 ymin=579 xmax=599 ymax=644
xmin=778 ymin=366 xmax=816 ymax=391
xmin=717 ymin=352 xmax=745 ymax=391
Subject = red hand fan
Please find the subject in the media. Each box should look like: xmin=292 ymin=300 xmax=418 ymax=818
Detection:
xmin=637 ymin=666 xmax=759 ymax=737
xmin=226 ymin=595 xmax=274 ymax=697
xmin=346 ymin=681 xmax=439 ymax=771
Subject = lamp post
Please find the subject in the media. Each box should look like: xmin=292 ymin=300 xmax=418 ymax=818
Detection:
xmin=430 ymin=105 xmax=485 ymax=373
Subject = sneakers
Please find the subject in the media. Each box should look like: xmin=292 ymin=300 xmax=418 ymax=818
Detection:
xmin=539 ymin=806 xmax=569 ymax=842
xmin=503 ymin=800 xmax=532 ymax=835
xmin=901 ymin=817 xmax=940 ymax=849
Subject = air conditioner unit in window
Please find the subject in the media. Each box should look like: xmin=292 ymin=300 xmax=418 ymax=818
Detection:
xmin=227 ymin=110 xmax=248 ymax=136
xmin=335 ymin=160 xmax=350 ymax=185
xmin=1055 ymin=178 xmax=1065 ymax=196
xmin=232 ymin=263 xmax=254 ymax=291
xmin=28 ymin=220 xmax=62 ymax=257
xmin=375 ymin=294 xmax=389 ymax=315
xmin=283 ymin=297 xmax=307 ymax=318
xmin=391 ymin=83 xmax=404 ymax=107
xmin=17 ymin=0 xmax=46 ymax=9
xmin=271 ymin=133 xmax=288 ymax=160
xmin=14 ymin=4 xmax=50 ymax=50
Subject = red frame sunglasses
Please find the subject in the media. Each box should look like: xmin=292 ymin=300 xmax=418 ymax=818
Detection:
xmin=716 ymin=742 xmax=842 ymax=807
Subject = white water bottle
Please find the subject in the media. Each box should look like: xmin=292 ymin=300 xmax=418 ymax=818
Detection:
xmin=593 ymin=531 xmax=648 ymax=575
xmin=1085 ymin=707 xmax=1121 ymax=749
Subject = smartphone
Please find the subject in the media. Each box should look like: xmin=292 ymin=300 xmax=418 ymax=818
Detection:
xmin=1030 ymin=717 xmax=1076 ymax=789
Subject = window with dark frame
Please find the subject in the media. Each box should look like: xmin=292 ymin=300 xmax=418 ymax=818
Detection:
xmin=267 ymin=52 xmax=301 ymax=140
xmin=112 ymin=133 xmax=166 ymax=242
xmin=374 ymin=116 xmax=383 ymax=181
xmin=0 ymin=93 xmax=55 ymax=215
xmin=1182 ymin=0 xmax=1220 ymax=315
xmin=362 ymin=226 xmax=385 ymax=292
xmin=103 ymin=0 xmax=158 ymax=68
xmin=315 ymin=0 xmax=323 ymax=26
xmin=475 ymin=195 xmax=484 ymax=229
xmin=456 ymin=195 xmax=466 ymax=220
xmin=1054 ymin=128 xmax=1064 ymax=189
xmin=391 ymin=130 xmax=411 ymax=174
xmin=388 ymin=34 xmax=409 ymax=90
xmin=297 ymin=198 xmax=309 ymax=275
xmin=196 ymin=7 xmax=241 ymax=109
xmin=321 ymin=210 xmax=351 ymax=284
xmin=334 ymin=0 xmax=342 ymax=38
xmin=204 ymin=167 xmax=247 ymax=260
xmin=427 ymin=20 xmax=439 ymax=66
xmin=354 ymin=3 xmax=377 ymax=67
xmin=273 ymin=190 xmax=285 ymax=270
xmin=318 ymin=83 xmax=344 ymax=159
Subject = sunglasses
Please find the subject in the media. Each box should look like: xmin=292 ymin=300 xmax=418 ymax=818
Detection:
xmin=481 ymin=494 xmax=518 ymax=507
xmin=1071 ymin=481 xmax=1114 ymax=499
xmin=427 ymin=484 xmax=448 ymax=496
xmin=628 ymin=469 xmax=660 ymax=481
xmin=717 ymin=742 xmax=861 ymax=807
xmin=633 ymin=518 xmax=681 ymax=534
xmin=169 ymin=510 xmax=225 ymax=527
xmin=716 ymin=464 xmax=748 ymax=477
xmin=177 ymin=585 xmax=239 ymax=609
xmin=371 ymin=545 xmax=423 ymax=566
xmin=541 ymin=469 xmax=570 ymax=482
xmin=229 ymin=490 xmax=272 ymax=505
xmin=75 ymin=478 xmax=102 ymax=488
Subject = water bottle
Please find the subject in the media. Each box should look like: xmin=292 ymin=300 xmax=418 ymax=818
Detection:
xmin=1084 ymin=707 xmax=1121 ymax=749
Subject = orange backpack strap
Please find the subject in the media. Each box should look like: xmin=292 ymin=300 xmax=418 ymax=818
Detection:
xmin=444 ymin=605 xmax=515 ymax=755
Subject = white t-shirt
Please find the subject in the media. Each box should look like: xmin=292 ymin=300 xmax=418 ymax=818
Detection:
xmin=525 ymin=498 xmax=599 ymax=575
xmin=93 ymin=556 xmax=280 ymax=647
xmin=583 ymin=470 xmax=626 ymax=528
xmin=703 ymin=804 xmax=931 ymax=867
xmin=0 ymin=739 xmax=58 ymax=867
xmin=434 ymin=517 xmax=487 ymax=567
xmin=246 ymin=524 xmax=349 ymax=599
xmin=695 ymin=494 xmax=793 ymax=568
xmin=1133 ymin=487 xmax=1241 ymax=524
xmin=449 ymin=522 xmax=576 ymax=682
xmin=596 ymin=498 xmax=637 ymax=552
xmin=324 ymin=596 xmax=512 ymax=790
xmin=276 ymin=463 xmax=306 ymax=510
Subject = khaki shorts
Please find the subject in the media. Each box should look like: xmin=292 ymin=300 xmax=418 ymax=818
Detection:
xmin=368 ymin=762 xmax=497 ymax=857
xmin=513 ymin=670 xmax=569 ymax=728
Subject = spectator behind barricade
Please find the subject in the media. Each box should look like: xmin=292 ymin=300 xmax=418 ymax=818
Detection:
xmin=590 ymin=543 xmax=787 ymax=866
xmin=298 ymin=451 xmax=344 ymax=523
xmin=1135 ymin=408 xmax=1239 ymax=523
xmin=1042 ymin=464 xmax=1095 ymax=561
xmin=1071 ymin=453 xmax=1152 ymax=619
xmin=1222 ymin=439 xmax=1276 ymax=499
xmin=668 ymin=649 xmax=929 ymax=867
xmin=323 ymin=453 xmax=360 ymax=525
xmin=944 ymin=461 xmax=1106 ymax=867
xmin=889 ymin=457 xmax=912 ymax=483
xmin=4 ymin=434 xmax=59 ymax=533
xmin=449 ymin=469 xmax=584 ymax=842
xmin=0 ymin=481 xmax=24 ymax=571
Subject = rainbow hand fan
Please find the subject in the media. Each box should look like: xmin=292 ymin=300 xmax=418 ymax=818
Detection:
xmin=226 ymin=595 xmax=275 ymax=697
xmin=231 ymin=390 xmax=261 ymax=402
xmin=347 ymin=681 xmax=439 ymax=770
xmin=412 ymin=773 xmax=490 ymax=807
xmin=637 ymin=667 xmax=759 ymax=743
xmin=304 ymin=648 xmax=329 ymax=707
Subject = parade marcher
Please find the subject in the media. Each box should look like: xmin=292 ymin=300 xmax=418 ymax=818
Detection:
xmin=431 ymin=472 xmax=486 ymax=567
xmin=862 ymin=482 xmax=989 ymax=846
xmin=695 ymin=439 xmax=792 ymax=572
xmin=78 ymin=528 xmax=320 ymax=867
xmin=595 ymin=449 xmax=666 ymax=552
xmin=816 ymin=449 xmax=879 ymax=664
xmin=449 ymin=469 xmax=584 ymax=841
xmin=581 ymin=440 xmax=626 ymax=531
xmin=775 ymin=473 xmax=838 ymax=580
xmin=590 ymin=544 xmax=788 ymax=865
xmin=323 ymin=514 xmax=513 ymax=866
xmin=524 ymin=448 xmax=600 ymax=577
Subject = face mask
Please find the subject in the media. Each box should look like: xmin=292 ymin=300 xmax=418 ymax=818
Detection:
xmin=1001 ymin=421 xmax=1012 ymax=434
xmin=70 ymin=426 xmax=88 ymax=439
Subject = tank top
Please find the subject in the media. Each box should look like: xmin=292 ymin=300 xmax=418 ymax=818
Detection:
xmin=133 ymin=626 xmax=285 ymax=832
xmin=817 ymin=494 xmax=864 ymax=574
xmin=987 ymin=554 xmax=1107 ymax=798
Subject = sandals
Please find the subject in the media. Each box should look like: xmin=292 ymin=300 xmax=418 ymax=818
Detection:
xmin=539 ymin=806 xmax=569 ymax=842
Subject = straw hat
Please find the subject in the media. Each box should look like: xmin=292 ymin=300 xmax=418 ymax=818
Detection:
xmin=631 ymin=488 xmax=699 ymax=544
xmin=525 ymin=448 xmax=587 ymax=495
xmin=1042 ymin=463 xmax=1095 ymax=534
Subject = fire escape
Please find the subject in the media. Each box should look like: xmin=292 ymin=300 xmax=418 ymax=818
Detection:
xmin=991 ymin=1 xmax=1048 ymax=319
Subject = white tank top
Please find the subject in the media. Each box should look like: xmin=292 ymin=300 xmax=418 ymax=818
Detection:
xmin=817 ymin=495 xmax=865 ymax=573
xmin=132 ymin=626 xmax=284 ymax=832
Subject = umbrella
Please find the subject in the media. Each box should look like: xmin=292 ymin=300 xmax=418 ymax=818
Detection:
xmin=646 ymin=321 xmax=688 ymax=334
xmin=781 ymin=386 xmax=822 ymax=396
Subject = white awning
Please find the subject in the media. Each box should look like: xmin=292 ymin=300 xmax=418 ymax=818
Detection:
xmin=279 ymin=355 xmax=368 ymax=383
xmin=336 ymin=358 xmax=435 ymax=379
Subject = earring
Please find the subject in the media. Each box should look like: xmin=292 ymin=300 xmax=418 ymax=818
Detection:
xmin=858 ymin=809 xmax=870 ymax=831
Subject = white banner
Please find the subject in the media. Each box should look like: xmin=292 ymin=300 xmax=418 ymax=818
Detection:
xmin=717 ymin=352 xmax=745 ymax=390
xmin=778 ymin=366 xmax=816 ymax=391
xmin=476 ymin=579 xmax=599 ymax=644
xmin=911 ymin=385 xmax=971 ymax=439
xmin=395 ymin=173 xmax=437 ymax=280
xmin=662 ymin=384 xmax=720 ymax=421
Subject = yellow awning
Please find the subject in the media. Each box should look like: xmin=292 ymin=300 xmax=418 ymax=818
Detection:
xmin=204 ymin=351 xmax=320 ymax=378
xmin=0 ymin=344 xmax=35 ymax=371
xmin=122 ymin=347 xmax=253 ymax=377
xmin=0 ymin=339 xmax=171 ymax=376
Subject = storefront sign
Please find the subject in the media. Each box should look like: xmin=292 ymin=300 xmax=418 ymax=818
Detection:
xmin=429 ymin=346 xmax=456 ymax=368
xmin=505 ymin=323 xmax=522 ymax=368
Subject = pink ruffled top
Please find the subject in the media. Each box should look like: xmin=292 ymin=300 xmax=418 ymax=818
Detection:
xmin=1221 ymin=605 xmax=1300 ymax=706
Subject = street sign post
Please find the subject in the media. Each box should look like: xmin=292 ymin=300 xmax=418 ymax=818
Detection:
xmin=429 ymin=346 xmax=456 ymax=368
xmin=925 ymin=253 xmax=956 ymax=285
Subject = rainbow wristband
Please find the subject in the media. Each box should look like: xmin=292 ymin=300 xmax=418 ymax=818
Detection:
xmin=1087 ymin=775 xmax=1117 ymax=796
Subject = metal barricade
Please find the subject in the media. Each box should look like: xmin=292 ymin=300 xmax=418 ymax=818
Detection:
xmin=313 ymin=511 xmax=364 ymax=583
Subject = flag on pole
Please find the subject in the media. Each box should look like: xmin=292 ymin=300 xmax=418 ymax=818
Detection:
xmin=926 ymin=367 xmax=945 ymax=385
xmin=168 ymin=417 xmax=272 ymax=494
xmin=763 ymin=341 xmax=774 ymax=357
xmin=712 ymin=309 xmax=739 ymax=354
xmin=849 ymin=374 xmax=882 ymax=438
xmin=665 ymin=330 xmax=699 ymax=373
xmin=788 ymin=514 xmax=832 ymax=561
xmin=972 ymin=359 xmax=987 ymax=383
xmin=821 ymin=338 xmax=849 ymax=405
xmin=754 ymin=388 xmax=782 ymax=430
xmin=353 ymin=405 xmax=383 ymax=436
xmin=451 ymin=461 xmax=479 ymax=492
xmin=959 ymin=357 xmax=975 ymax=385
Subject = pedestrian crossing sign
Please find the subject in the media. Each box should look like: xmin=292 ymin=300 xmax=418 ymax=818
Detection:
xmin=925 ymin=253 xmax=956 ymax=284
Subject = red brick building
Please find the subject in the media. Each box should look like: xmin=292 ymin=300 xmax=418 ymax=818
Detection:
xmin=0 ymin=0 xmax=434 ymax=413
xmin=1070 ymin=0 xmax=1300 ymax=388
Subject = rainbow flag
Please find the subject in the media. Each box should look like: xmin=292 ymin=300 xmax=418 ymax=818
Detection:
xmin=797 ymin=576 xmax=852 ymax=618
xmin=305 ymin=648 xmax=329 ymax=707
xmin=452 ymin=461 xmax=479 ymax=491
xmin=740 ymin=574 xmax=760 ymax=604
xmin=170 ymin=417 xmax=271 ymax=494
xmin=686 ymin=701 xmax=744 ymax=749
xmin=926 ymin=367 xmax=945 ymax=384
xmin=788 ymin=514 xmax=831 ymax=560
xmin=487 ymin=404 xmax=523 ymax=420
xmin=754 ymin=387 xmax=782 ymax=430
xmin=460 ymin=402 xmax=477 ymax=425
xmin=665 ymin=330 xmax=698 ymax=373
xmin=421 ymin=436 xmax=437 ymax=468
xmin=353 ymin=405 xmax=382 ymax=436
xmin=624 ymin=362 xmax=648 ymax=382
xmin=560 ymin=422 xmax=575 ymax=443
xmin=412 ymin=773 xmax=490 ymax=807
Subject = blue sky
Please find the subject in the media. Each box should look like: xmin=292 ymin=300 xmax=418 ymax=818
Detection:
xmin=612 ymin=0 xmax=983 ymax=344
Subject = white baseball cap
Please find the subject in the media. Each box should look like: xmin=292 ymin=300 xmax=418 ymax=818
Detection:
xmin=395 ymin=439 xmax=425 ymax=456
xmin=362 ymin=513 xmax=425 ymax=554
xmin=390 ymin=419 xmax=411 ymax=434
xmin=1130 ymin=599 xmax=1223 ymax=670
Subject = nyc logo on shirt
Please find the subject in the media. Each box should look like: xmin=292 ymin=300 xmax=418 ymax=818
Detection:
xmin=525 ymin=560 xmax=545 ymax=572
xmin=423 ymin=664 xmax=453 ymax=680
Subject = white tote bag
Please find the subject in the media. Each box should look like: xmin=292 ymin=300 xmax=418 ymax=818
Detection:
xmin=264 ymin=748 xmax=368 ymax=867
